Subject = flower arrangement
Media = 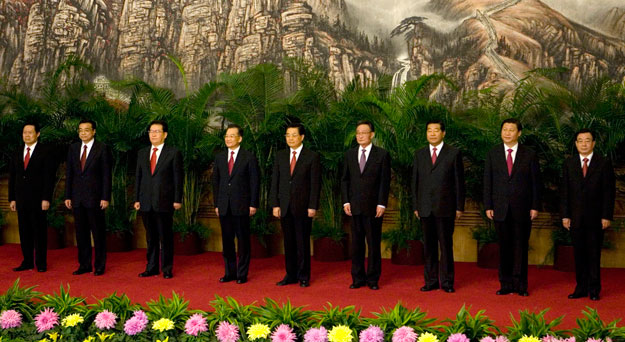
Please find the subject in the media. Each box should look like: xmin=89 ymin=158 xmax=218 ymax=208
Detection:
xmin=152 ymin=318 xmax=175 ymax=332
xmin=447 ymin=333 xmax=470 ymax=342
xmin=519 ymin=335 xmax=541 ymax=342
xmin=216 ymin=321 xmax=240 ymax=342
xmin=360 ymin=325 xmax=384 ymax=342
xmin=328 ymin=325 xmax=353 ymax=342
xmin=0 ymin=310 xmax=22 ymax=329
xmin=185 ymin=313 xmax=208 ymax=336
xmin=34 ymin=308 xmax=59 ymax=333
xmin=61 ymin=313 xmax=84 ymax=328
xmin=124 ymin=310 xmax=149 ymax=335
xmin=418 ymin=332 xmax=439 ymax=342
xmin=247 ymin=323 xmax=271 ymax=341
xmin=393 ymin=326 xmax=418 ymax=342
xmin=272 ymin=324 xmax=297 ymax=342
xmin=480 ymin=336 xmax=509 ymax=342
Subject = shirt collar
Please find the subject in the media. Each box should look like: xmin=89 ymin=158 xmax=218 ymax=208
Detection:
xmin=290 ymin=144 xmax=303 ymax=155
xmin=151 ymin=143 xmax=165 ymax=151
xmin=25 ymin=142 xmax=37 ymax=150
xmin=580 ymin=152 xmax=593 ymax=163
xmin=430 ymin=142 xmax=444 ymax=152
xmin=504 ymin=143 xmax=518 ymax=153
xmin=228 ymin=146 xmax=241 ymax=154
xmin=359 ymin=143 xmax=372 ymax=153
xmin=82 ymin=139 xmax=94 ymax=149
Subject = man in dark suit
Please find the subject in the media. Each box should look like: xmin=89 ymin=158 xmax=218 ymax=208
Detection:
xmin=134 ymin=120 xmax=183 ymax=279
xmin=64 ymin=119 xmax=112 ymax=276
xmin=341 ymin=120 xmax=391 ymax=290
xmin=9 ymin=122 xmax=55 ymax=272
xmin=560 ymin=129 xmax=615 ymax=301
xmin=270 ymin=122 xmax=321 ymax=288
xmin=484 ymin=118 xmax=541 ymax=296
xmin=212 ymin=124 xmax=260 ymax=284
xmin=412 ymin=119 xmax=465 ymax=293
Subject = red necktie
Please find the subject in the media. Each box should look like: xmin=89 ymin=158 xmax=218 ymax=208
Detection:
xmin=506 ymin=149 xmax=513 ymax=176
xmin=150 ymin=147 xmax=158 ymax=175
xmin=290 ymin=151 xmax=297 ymax=175
xmin=80 ymin=145 xmax=87 ymax=171
xmin=228 ymin=151 xmax=235 ymax=175
xmin=582 ymin=158 xmax=588 ymax=177
xmin=24 ymin=147 xmax=31 ymax=170
xmin=431 ymin=147 xmax=437 ymax=165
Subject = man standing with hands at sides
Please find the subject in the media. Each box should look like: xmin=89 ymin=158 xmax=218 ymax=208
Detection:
xmin=212 ymin=124 xmax=260 ymax=284
xmin=484 ymin=118 xmax=541 ymax=297
xmin=65 ymin=119 xmax=112 ymax=276
xmin=412 ymin=119 xmax=465 ymax=293
xmin=342 ymin=120 xmax=391 ymax=290
xmin=134 ymin=120 xmax=183 ymax=279
xmin=270 ymin=122 xmax=321 ymax=288
xmin=9 ymin=123 xmax=55 ymax=272
xmin=561 ymin=129 xmax=615 ymax=301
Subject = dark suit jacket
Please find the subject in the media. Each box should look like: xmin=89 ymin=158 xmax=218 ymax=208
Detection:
xmin=341 ymin=145 xmax=391 ymax=216
xmin=412 ymin=144 xmax=465 ymax=217
xmin=135 ymin=145 xmax=183 ymax=213
xmin=212 ymin=148 xmax=260 ymax=216
xmin=560 ymin=153 xmax=615 ymax=227
xmin=8 ymin=144 xmax=55 ymax=210
xmin=483 ymin=144 xmax=542 ymax=221
xmin=269 ymin=146 xmax=321 ymax=217
xmin=65 ymin=141 xmax=112 ymax=208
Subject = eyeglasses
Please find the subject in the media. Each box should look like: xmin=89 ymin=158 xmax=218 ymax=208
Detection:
xmin=356 ymin=131 xmax=372 ymax=136
xmin=148 ymin=130 xmax=164 ymax=134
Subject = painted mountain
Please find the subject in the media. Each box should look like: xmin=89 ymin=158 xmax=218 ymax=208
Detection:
xmin=1 ymin=0 xmax=624 ymax=97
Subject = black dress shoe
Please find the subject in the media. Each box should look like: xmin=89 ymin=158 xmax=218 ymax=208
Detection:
xmin=518 ymin=291 xmax=529 ymax=297
xmin=590 ymin=294 xmax=600 ymax=301
xmin=420 ymin=285 xmax=439 ymax=292
xmin=496 ymin=288 xmax=513 ymax=295
xmin=368 ymin=284 xmax=379 ymax=290
xmin=219 ymin=276 xmax=235 ymax=283
xmin=349 ymin=282 xmax=365 ymax=289
xmin=568 ymin=292 xmax=586 ymax=299
xmin=37 ymin=267 xmax=46 ymax=272
xmin=443 ymin=287 xmax=455 ymax=293
xmin=163 ymin=272 xmax=173 ymax=279
xmin=300 ymin=280 xmax=310 ymax=287
xmin=13 ymin=265 xmax=33 ymax=272
xmin=94 ymin=269 xmax=105 ymax=276
xmin=73 ymin=268 xmax=92 ymax=275
xmin=276 ymin=279 xmax=297 ymax=286
xmin=139 ymin=271 xmax=159 ymax=277
xmin=237 ymin=278 xmax=247 ymax=284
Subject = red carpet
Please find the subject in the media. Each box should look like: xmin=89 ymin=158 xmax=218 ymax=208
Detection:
xmin=0 ymin=244 xmax=623 ymax=329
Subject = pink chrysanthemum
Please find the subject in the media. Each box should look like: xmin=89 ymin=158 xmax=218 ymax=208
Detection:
xmin=34 ymin=308 xmax=59 ymax=333
xmin=494 ymin=336 xmax=509 ymax=342
xmin=185 ymin=313 xmax=208 ymax=336
xmin=393 ymin=327 xmax=418 ymax=342
xmin=0 ymin=310 xmax=23 ymax=329
xmin=562 ymin=338 xmax=576 ymax=342
xmin=94 ymin=310 xmax=118 ymax=330
xmin=448 ymin=333 xmax=470 ymax=342
xmin=360 ymin=326 xmax=384 ymax=342
xmin=586 ymin=339 xmax=603 ymax=342
xmin=124 ymin=311 xmax=149 ymax=336
xmin=304 ymin=327 xmax=328 ymax=342
xmin=272 ymin=324 xmax=297 ymax=342
xmin=216 ymin=321 xmax=241 ymax=342
xmin=480 ymin=337 xmax=496 ymax=342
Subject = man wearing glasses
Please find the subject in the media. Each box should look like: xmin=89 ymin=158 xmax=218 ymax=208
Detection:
xmin=134 ymin=120 xmax=183 ymax=279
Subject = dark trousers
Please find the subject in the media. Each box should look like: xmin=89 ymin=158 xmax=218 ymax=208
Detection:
xmin=351 ymin=214 xmax=382 ymax=285
xmin=142 ymin=210 xmax=174 ymax=274
xmin=219 ymin=208 xmax=251 ymax=280
xmin=17 ymin=206 xmax=47 ymax=269
xmin=422 ymin=215 xmax=455 ymax=289
xmin=571 ymin=218 xmax=604 ymax=296
xmin=494 ymin=209 xmax=531 ymax=292
xmin=74 ymin=206 xmax=107 ymax=271
xmin=280 ymin=208 xmax=312 ymax=282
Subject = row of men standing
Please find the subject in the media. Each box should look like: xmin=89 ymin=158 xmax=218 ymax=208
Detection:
xmin=8 ymin=118 xmax=615 ymax=301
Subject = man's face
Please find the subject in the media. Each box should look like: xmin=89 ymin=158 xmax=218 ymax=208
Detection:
xmin=23 ymin=125 xmax=39 ymax=145
xmin=285 ymin=127 xmax=304 ymax=149
xmin=148 ymin=124 xmax=168 ymax=146
xmin=575 ymin=132 xmax=595 ymax=156
xmin=356 ymin=124 xmax=374 ymax=147
xmin=224 ymin=127 xmax=242 ymax=149
xmin=501 ymin=123 xmax=521 ymax=145
xmin=78 ymin=122 xmax=96 ymax=143
xmin=426 ymin=123 xmax=445 ymax=146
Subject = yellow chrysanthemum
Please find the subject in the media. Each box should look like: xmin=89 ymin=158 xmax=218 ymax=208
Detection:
xmin=37 ymin=339 xmax=50 ymax=342
xmin=157 ymin=338 xmax=170 ymax=342
xmin=83 ymin=337 xmax=95 ymax=342
xmin=247 ymin=323 xmax=271 ymax=340
xmin=96 ymin=332 xmax=116 ymax=341
xmin=62 ymin=314 xmax=84 ymax=327
xmin=519 ymin=335 xmax=540 ymax=342
xmin=152 ymin=318 xmax=175 ymax=332
xmin=417 ymin=332 xmax=439 ymax=342
xmin=47 ymin=332 xmax=60 ymax=342
xmin=328 ymin=325 xmax=353 ymax=342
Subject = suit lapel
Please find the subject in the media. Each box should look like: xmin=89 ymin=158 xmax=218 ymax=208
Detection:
xmin=25 ymin=145 xmax=42 ymax=171
xmin=571 ymin=156 xmax=584 ymax=181
xmin=291 ymin=148 xmax=306 ymax=178
xmin=81 ymin=142 xmax=98 ymax=173
xmin=431 ymin=144 xmax=445 ymax=170
xmin=229 ymin=149 xmax=244 ymax=179
xmin=584 ymin=155 xmax=600 ymax=181
xmin=152 ymin=146 xmax=168 ymax=176
xmin=509 ymin=146 xmax=524 ymax=178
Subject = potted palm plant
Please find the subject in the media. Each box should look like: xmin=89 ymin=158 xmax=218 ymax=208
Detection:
xmin=551 ymin=227 xmax=574 ymax=272
xmin=382 ymin=226 xmax=424 ymax=265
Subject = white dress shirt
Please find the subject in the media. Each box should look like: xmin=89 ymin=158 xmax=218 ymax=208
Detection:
xmin=503 ymin=143 xmax=518 ymax=163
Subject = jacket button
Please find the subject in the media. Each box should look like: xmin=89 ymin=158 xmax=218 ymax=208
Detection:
xmin=228 ymin=183 xmax=231 ymax=186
